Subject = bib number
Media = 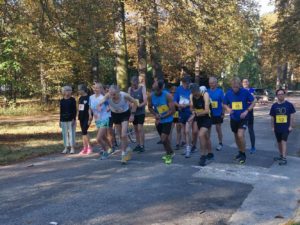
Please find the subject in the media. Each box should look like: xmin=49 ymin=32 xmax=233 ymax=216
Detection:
xmin=79 ymin=104 xmax=85 ymax=111
xmin=211 ymin=101 xmax=218 ymax=109
xmin=174 ymin=111 xmax=179 ymax=118
xmin=276 ymin=115 xmax=287 ymax=123
xmin=195 ymin=109 xmax=204 ymax=113
xmin=157 ymin=105 xmax=169 ymax=115
xmin=232 ymin=102 xmax=243 ymax=110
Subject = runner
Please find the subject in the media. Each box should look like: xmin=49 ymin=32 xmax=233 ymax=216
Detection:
xmin=270 ymin=89 xmax=296 ymax=165
xmin=97 ymin=85 xmax=138 ymax=164
xmin=170 ymin=86 xmax=182 ymax=150
xmin=223 ymin=77 xmax=255 ymax=164
xmin=89 ymin=83 xmax=112 ymax=159
xmin=242 ymin=79 xmax=256 ymax=154
xmin=78 ymin=84 xmax=92 ymax=155
xmin=188 ymin=84 xmax=213 ymax=166
xmin=128 ymin=76 xmax=147 ymax=153
xmin=60 ymin=86 xmax=77 ymax=154
xmin=174 ymin=76 xmax=193 ymax=158
xmin=148 ymin=79 xmax=175 ymax=164
xmin=208 ymin=77 xmax=224 ymax=151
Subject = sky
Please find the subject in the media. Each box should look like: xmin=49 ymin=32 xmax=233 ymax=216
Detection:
xmin=257 ymin=0 xmax=275 ymax=15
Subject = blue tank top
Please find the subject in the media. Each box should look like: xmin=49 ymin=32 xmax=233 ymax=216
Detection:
xmin=151 ymin=90 xmax=173 ymax=123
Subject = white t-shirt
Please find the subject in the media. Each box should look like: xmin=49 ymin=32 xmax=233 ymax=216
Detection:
xmin=89 ymin=94 xmax=111 ymax=122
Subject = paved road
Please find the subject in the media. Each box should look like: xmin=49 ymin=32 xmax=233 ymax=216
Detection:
xmin=1 ymin=98 xmax=300 ymax=225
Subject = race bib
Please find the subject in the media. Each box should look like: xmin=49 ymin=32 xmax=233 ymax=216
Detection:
xmin=79 ymin=104 xmax=85 ymax=111
xmin=157 ymin=105 xmax=169 ymax=114
xmin=195 ymin=109 xmax=204 ymax=113
xmin=174 ymin=111 xmax=179 ymax=118
xmin=211 ymin=101 xmax=218 ymax=109
xmin=276 ymin=115 xmax=287 ymax=123
xmin=179 ymin=96 xmax=190 ymax=105
xmin=232 ymin=102 xmax=243 ymax=110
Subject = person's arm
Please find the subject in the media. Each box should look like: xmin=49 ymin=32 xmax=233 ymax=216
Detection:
xmin=220 ymin=90 xmax=225 ymax=117
xmin=196 ymin=92 xmax=210 ymax=116
xmin=240 ymin=92 xmax=256 ymax=119
xmin=97 ymin=94 xmax=109 ymax=106
xmin=173 ymin=89 xmax=181 ymax=108
xmin=271 ymin=116 xmax=275 ymax=132
xmin=147 ymin=94 xmax=159 ymax=120
xmin=138 ymin=86 xmax=147 ymax=107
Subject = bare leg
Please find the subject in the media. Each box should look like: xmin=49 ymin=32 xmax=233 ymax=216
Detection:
xmin=134 ymin=124 xmax=140 ymax=146
xmin=161 ymin=133 xmax=173 ymax=154
xmin=121 ymin=121 xmax=129 ymax=152
xmin=199 ymin=127 xmax=209 ymax=156
xmin=215 ymin=124 xmax=223 ymax=144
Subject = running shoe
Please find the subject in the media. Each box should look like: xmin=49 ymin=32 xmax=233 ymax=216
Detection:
xmin=101 ymin=151 xmax=109 ymax=160
xmin=164 ymin=155 xmax=173 ymax=165
xmin=274 ymin=155 xmax=283 ymax=161
xmin=162 ymin=154 xmax=167 ymax=161
xmin=250 ymin=147 xmax=256 ymax=154
xmin=139 ymin=145 xmax=145 ymax=153
xmin=175 ymin=144 xmax=180 ymax=150
xmin=121 ymin=151 xmax=127 ymax=164
xmin=234 ymin=152 xmax=243 ymax=161
xmin=107 ymin=148 xmax=113 ymax=155
xmin=86 ymin=147 xmax=93 ymax=155
xmin=185 ymin=145 xmax=191 ymax=158
xmin=216 ymin=144 xmax=223 ymax=151
xmin=124 ymin=147 xmax=132 ymax=161
xmin=79 ymin=147 xmax=87 ymax=155
xmin=61 ymin=148 xmax=68 ymax=154
xmin=206 ymin=153 xmax=214 ymax=161
xmin=239 ymin=154 xmax=246 ymax=164
xmin=279 ymin=158 xmax=287 ymax=166
xmin=191 ymin=145 xmax=197 ymax=153
xmin=133 ymin=145 xmax=141 ymax=152
xmin=70 ymin=148 xmax=75 ymax=154
xmin=199 ymin=155 xmax=206 ymax=167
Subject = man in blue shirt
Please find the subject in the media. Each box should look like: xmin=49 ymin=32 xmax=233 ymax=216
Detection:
xmin=148 ymin=79 xmax=175 ymax=164
xmin=270 ymin=89 xmax=296 ymax=165
xmin=223 ymin=77 xmax=255 ymax=164
xmin=174 ymin=76 xmax=193 ymax=158
xmin=208 ymin=77 xmax=224 ymax=151
xmin=242 ymin=79 xmax=256 ymax=154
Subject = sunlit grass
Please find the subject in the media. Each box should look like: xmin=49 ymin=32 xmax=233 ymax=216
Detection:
xmin=0 ymin=116 xmax=155 ymax=165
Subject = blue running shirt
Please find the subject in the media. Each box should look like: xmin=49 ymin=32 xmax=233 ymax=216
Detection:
xmin=208 ymin=88 xmax=224 ymax=117
xmin=223 ymin=88 xmax=254 ymax=121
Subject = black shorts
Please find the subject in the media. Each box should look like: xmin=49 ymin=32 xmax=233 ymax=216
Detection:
xmin=230 ymin=119 xmax=248 ymax=133
xmin=275 ymin=132 xmax=289 ymax=142
xmin=195 ymin=116 xmax=212 ymax=129
xmin=109 ymin=117 xmax=113 ymax=128
xmin=111 ymin=110 xmax=130 ymax=125
xmin=173 ymin=118 xmax=179 ymax=123
xmin=80 ymin=119 xmax=89 ymax=135
xmin=156 ymin=122 xmax=172 ymax=136
xmin=133 ymin=114 xmax=145 ymax=125
xmin=211 ymin=116 xmax=224 ymax=125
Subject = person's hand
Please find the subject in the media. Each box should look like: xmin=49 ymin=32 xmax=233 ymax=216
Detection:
xmin=129 ymin=114 xmax=134 ymax=122
xmin=227 ymin=108 xmax=233 ymax=115
xmin=72 ymin=119 xmax=76 ymax=127
xmin=288 ymin=126 xmax=293 ymax=132
xmin=240 ymin=110 xmax=248 ymax=119
xmin=188 ymin=115 xmax=194 ymax=123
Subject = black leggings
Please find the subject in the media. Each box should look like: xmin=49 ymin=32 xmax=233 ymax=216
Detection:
xmin=248 ymin=123 xmax=255 ymax=148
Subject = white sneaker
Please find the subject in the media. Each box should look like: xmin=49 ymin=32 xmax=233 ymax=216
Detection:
xmin=70 ymin=148 xmax=75 ymax=154
xmin=61 ymin=148 xmax=68 ymax=154
xmin=185 ymin=145 xmax=191 ymax=158
xmin=216 ymin=144 xmax=223 ymax=151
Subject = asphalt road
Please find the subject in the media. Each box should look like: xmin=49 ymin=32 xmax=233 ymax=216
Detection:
xmin=0 ymin=97 xmax=299 ymax=225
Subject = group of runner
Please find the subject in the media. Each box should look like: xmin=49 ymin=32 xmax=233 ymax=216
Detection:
xmin=59 ymin=75 xmax=296 ymax=166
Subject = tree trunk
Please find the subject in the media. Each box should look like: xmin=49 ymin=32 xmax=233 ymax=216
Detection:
xmin=40 ymin=63 xmax=48 ymax=104
xmin=91 ymin=51 xmax=100 ymax=82
xmin=194 ymin=42 xmax=202 ymax=84
xmin=114 ymin=0 xmax=128 ymax=90
xmin=148 ymin=0 xmax=163 ymax=80
xmin=137 ymin=11 xmax=147 ymax=86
